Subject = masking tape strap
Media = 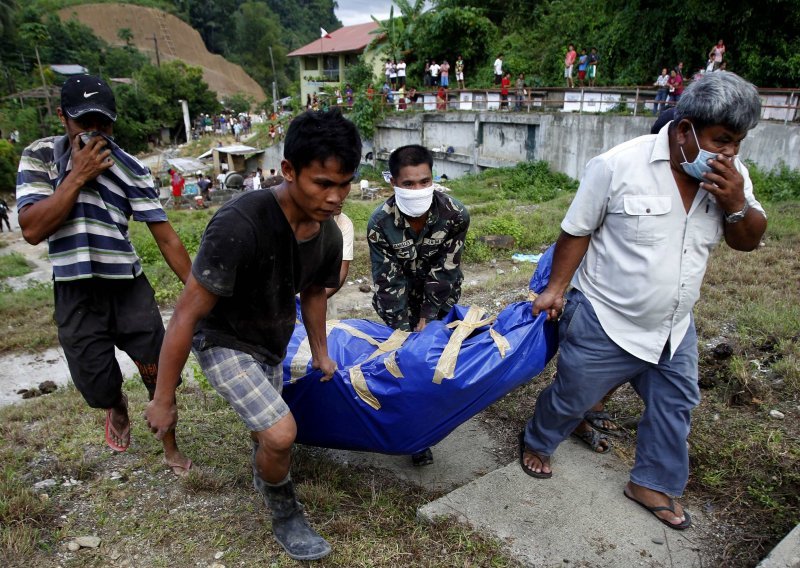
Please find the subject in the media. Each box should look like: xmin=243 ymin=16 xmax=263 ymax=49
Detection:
xmin=349 ymin=365 xmax=381 ymax=410
xmin=489 ymin=327 xmax=511 ymax=358
xmin=433 ymin=306 xmax=488 ymax=384
xmin=384 ymin=351 xmax=403 ymax=378
xmin=332 ymin=321 xmax=382 ymax=347
xmin=367 ymin=329 xmax=410 ymax=361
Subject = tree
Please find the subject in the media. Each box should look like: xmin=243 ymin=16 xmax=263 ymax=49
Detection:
xmin=228 ymin=2 xmax=289 ymax=95
xmin=0 ymin=138 xmax=19 ymax=194
xmin=19 ymin=22 xmax=52 ymax=116
xmin=0 ymin=0 xmax=16 ymax=37
xmin=117 ymin=27 xmax=134 ymax=47
xmin=224 ymin=92 xmax=255 ymax=114
xmin=367 ymin=0 xmax=428 ymax=62
xmin=113 ymin=60 xmax=221 ymax=152
xmin=412 ymin=7 xmax=497 ymax=86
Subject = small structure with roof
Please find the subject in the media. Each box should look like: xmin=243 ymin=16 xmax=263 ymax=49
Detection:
xmin=49 ymin=64 xmax=90 ymax=76
xmin=288 ymin=22 xmax=383 ymax=104
xmin=198 ymin=144 xmax=265 ymax=177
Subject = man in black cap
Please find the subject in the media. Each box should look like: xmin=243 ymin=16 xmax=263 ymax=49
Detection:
xmin=16 ymin=75 xmax=193 ymax=475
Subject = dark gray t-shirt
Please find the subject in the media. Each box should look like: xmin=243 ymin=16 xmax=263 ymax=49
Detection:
xmin=192 ymin=190 xmax=342 ymax=364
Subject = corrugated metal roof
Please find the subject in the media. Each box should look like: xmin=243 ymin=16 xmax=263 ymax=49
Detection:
xmin=197 ymin=145 xmax=262 ymax=160
xmin=50 ymin=64 xmax=89 ymax=75
xmin=288 ymin=22 xmax=381 ymax=57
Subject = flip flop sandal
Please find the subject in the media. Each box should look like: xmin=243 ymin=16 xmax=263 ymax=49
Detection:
xmin=518 ymin=432 xmax=552 ymax=479
xmin=570 ymin=428 xmax=611 ymax=453
xmin=584 ymin=410 xmax=623 ymax=436
xmin=624 ymin=490 xmax=692 ymax=530
xmin=105 ymin=408 xmax=131 ymax=453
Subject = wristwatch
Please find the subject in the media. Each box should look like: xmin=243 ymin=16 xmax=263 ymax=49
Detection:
xmin=724 ymin=201 xmax=750 ymax=224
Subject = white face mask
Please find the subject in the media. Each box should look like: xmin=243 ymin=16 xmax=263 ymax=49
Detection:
xmin=393 ymin=185 xmax=434 ymax=217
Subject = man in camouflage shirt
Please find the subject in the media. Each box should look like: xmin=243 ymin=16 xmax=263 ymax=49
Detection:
xmin=367 ymin=144 xmax=470 ymax=466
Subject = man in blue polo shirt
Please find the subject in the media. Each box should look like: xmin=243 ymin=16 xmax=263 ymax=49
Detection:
xmin=16 ymin=75 xmax=193 ymax=475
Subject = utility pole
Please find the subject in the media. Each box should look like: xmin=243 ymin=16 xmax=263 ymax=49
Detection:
xmin=268 ymin=46 xmax=277 ymax=114
xmin=149 ymin=34 xmax=161 ymax=67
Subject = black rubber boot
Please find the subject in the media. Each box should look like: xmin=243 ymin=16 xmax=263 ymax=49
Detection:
xmin=252 ymin=444 xmax=331 ymax=561
xmin=411 ymin=447 xmax=434 ymax=466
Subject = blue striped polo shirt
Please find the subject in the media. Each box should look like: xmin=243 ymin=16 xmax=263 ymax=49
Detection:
xmin=16 ymin=134 xmax=167 ymax=281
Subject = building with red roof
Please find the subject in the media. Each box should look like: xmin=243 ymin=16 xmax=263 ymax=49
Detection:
xmin=288 ymin=21 xmax=382 ymax=103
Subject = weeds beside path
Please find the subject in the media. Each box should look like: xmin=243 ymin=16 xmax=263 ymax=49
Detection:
xmin=0 ymin=382 xmax=517 ymax=567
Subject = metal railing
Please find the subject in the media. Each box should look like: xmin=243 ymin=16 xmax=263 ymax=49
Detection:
xmin=337 ymin=85 xmax=800 ymax=124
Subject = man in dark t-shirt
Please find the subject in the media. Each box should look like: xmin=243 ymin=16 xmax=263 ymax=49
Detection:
xmin=145 ymin=109 xmax=362 ymax=562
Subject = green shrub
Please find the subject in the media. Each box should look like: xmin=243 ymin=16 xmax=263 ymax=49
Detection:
xmin=502 ymin=161 xmax=579 ymax=202
xmin=463 ymin=231 xmax=492 ymax=263
xmin=747 ymin=161 xmax=800 ymax=202
xmin=484 ymin=215 xmax=524 ymax=244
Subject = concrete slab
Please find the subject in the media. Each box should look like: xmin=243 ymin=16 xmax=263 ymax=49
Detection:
xmin=418 ymin=438 xmax=706 ymax=567
xmin=321 ymin=417 xmax=505 ymax=493
xmin=757 ymin=523 xmax=800 ymax=568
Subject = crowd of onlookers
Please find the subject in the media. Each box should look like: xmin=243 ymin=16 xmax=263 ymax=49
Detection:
xmin=651 ymin=40 xmax=728 ymax=114
xmin=192 ymin=110 xmax=287 ymax=146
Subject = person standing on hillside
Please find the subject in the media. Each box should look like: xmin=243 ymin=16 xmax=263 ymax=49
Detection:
xmin=430 ymin=59 xmax=441 ymax=87
xmin=368 ymin=144 xmax=470 ymax=467
xmin=493 ymin=53 xmax=504 ymax=85
xmin=397 ymin=59 xmax=407 ymax=88
xmin=588 ymin=47 xmax=599 ymax=86
xmin=653 ymin=67 xmax=670 ymax=114
xmin=564 ymin=44 xmax=577 ymax=88
xmin=515 ymin=72 xmax=527 ymax=111
xmin=169 ymin=168 xmax=185 ymax=209
xmin=16 ymin=74 xmax=192 ymax=475
xmin=577 ymin=48 xmax=589 ymax=87
xmin=389 ymin=60 xmax=398 ymax=89
xmin=501 ymin=72 xmax=511 ymax=110
xmin=455 ymin=55 xmax=465 ymax=89
xmin=709 ymin=39 xmax=726 ymax=70
xmin=145 ymin=108 xmax=362 ymax=561
xmin=520 ymin=72 xmax=767 ymax=532
xmin=440 ymin=60 xmax=450 ymax=88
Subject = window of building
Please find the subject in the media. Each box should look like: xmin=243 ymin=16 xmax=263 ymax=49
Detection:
xmin=323 ymin=55 xmax=340 ymax=80
xmin=303 ymin=56 xmax=319 ymax=71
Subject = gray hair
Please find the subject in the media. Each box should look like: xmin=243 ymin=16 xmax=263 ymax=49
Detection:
xmin=674 ymin=71 xmax=761 ymax=132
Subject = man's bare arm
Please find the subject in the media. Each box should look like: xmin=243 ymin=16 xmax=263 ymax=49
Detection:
xmin=148 ymin=221 xmax=192 ymax=283
xmin=145 ymin=275 xmax=218 ymax=439
xmin=300 ymin=284 xmax=337 ymax=380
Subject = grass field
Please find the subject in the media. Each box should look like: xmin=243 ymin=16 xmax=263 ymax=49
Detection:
xmin=0 ymin=161 xmax=798 ymax=566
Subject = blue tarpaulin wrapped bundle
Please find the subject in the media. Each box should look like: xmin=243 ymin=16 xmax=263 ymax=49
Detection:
xmin=281 ymin=245 xmax=557 ymax=454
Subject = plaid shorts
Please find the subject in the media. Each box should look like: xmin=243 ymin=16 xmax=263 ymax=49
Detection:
xmin=192 ymin=337 xmax=289 ymax=432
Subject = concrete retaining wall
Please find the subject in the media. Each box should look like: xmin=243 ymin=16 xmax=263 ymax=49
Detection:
xmin=373 ymin=112 xmax=800 ymax=180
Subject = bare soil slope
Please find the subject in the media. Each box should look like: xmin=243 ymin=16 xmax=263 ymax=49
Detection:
xmin=57 ymin=3 xmax=266 ymax=102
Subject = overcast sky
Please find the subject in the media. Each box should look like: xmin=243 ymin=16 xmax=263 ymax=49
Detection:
xmin=335 ymin=1 xmax=431 ymax=26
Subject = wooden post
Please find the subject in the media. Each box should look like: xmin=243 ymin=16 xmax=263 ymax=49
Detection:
xmin=634 ymin=88 xmax=640 ymax=117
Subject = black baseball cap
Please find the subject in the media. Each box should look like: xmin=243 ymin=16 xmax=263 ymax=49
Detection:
xmin=60 ymin=74 xmax=117 ymax=122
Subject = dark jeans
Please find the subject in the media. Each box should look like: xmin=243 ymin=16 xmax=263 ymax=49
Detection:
xmin=654 ymin=88 xmax=668 ymax=114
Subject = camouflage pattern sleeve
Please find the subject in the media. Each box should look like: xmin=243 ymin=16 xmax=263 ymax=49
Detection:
xmin=368 ymin=216 xmax=411 ymax=331
xmin=419 ymin=205 xmax=470 ymax=320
